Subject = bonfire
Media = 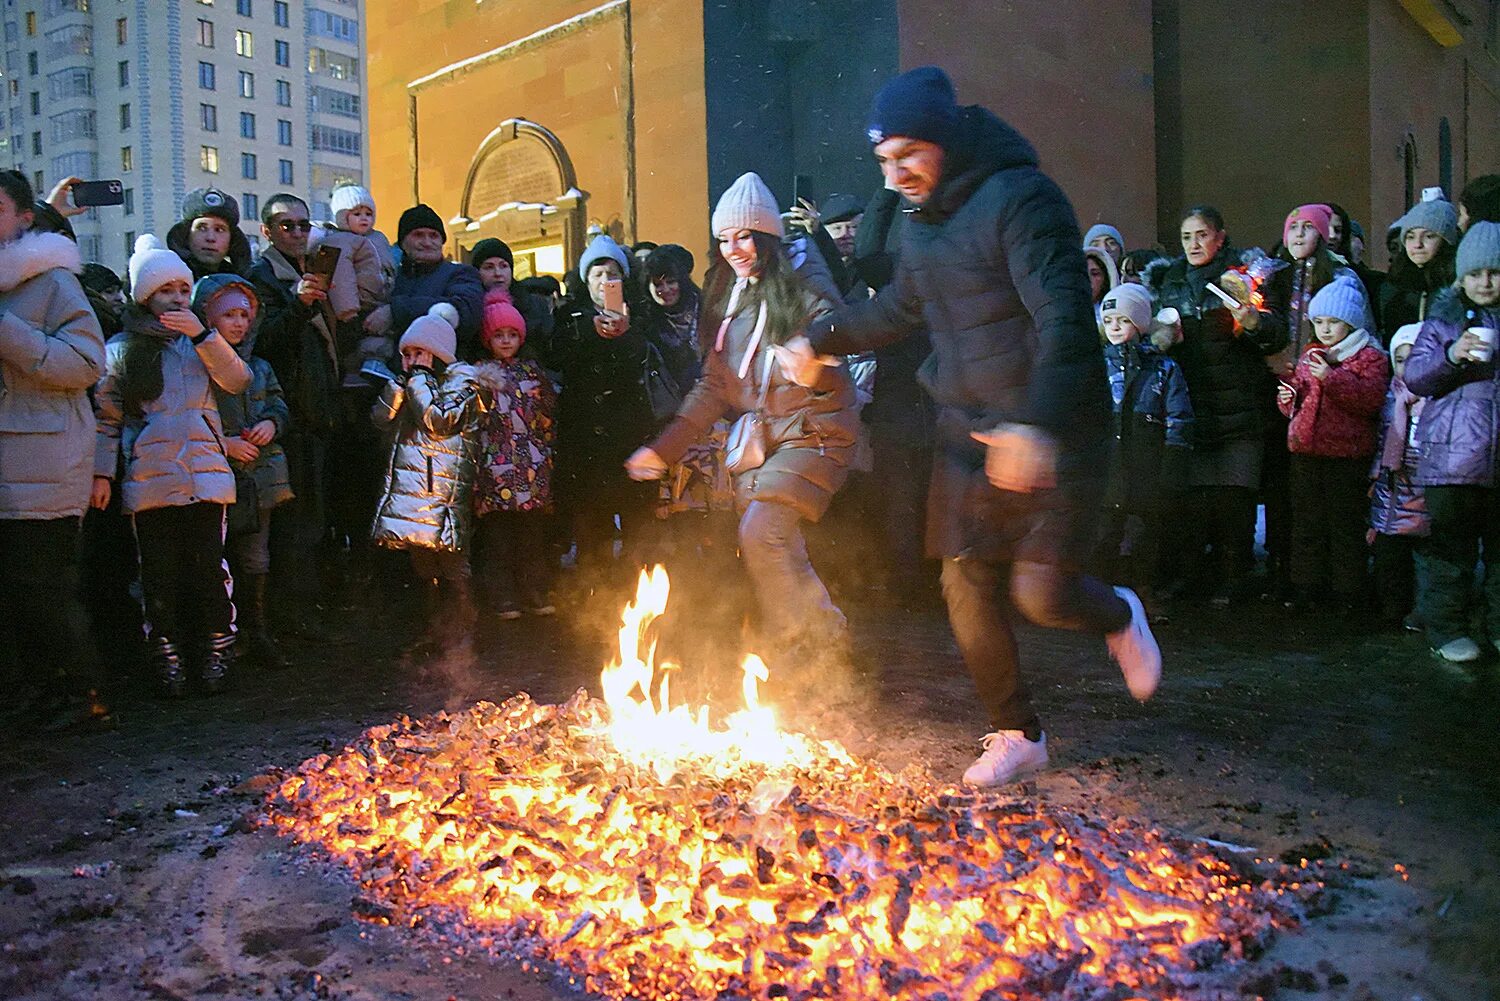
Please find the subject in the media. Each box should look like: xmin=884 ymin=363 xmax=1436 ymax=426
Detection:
xmin=266 ymin=567 xmax=1304 ymax=1000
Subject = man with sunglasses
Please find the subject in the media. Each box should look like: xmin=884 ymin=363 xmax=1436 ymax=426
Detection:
xmin=250 ymin=193 xmax=350 ymax=641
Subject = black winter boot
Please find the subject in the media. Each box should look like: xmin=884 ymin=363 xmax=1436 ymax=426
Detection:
xmin=200 ymin=632 xmax=234 ymax=694
xmin=151 ymin=636 xmax=185 ymax=699
xmin=243 ymin=574 xmax=290 ymax=670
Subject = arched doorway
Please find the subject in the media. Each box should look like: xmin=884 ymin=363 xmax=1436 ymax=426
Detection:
xmin=450 ymin=119 xmax=587 ymax=280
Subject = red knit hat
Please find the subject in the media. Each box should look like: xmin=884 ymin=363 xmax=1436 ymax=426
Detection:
xmin=482 ymin=293 xmax=526 ymax=347
xmin=1283 ymin=204 xmax=1333 ymax=246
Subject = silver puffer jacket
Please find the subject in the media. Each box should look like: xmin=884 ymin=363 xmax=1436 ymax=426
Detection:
xmin=94 ymin=312 xmax=253 ymax=515
xmin=370 ymin=362 xmax=482 ymax=553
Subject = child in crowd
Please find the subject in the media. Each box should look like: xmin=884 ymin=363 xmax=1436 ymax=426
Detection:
xmin=370 ymin=304 xmax=483 ymax=648
xmin=192 ymin=275 xmax=295 ymax=669
xmin=329 ymin=183 xmax=397 ymax=293
xmin=1276 ymin=277 xmax=1389 ymax=611
xmin=472 ymin=296 xmax=557 ymax=619
xmin=1096 ymin=283 xmax=1193 ymax=609
xmin=1084 ymin=245 xmax=1119 ymax=324
xmin=1403 ymin=221 xmax=1500 ymax=664
xmin=1367 ymin=323 xmax=1428 ymax=629
xmin=1381 ymin=199 xmax=1459 ymax=342
xmin=93 ymin=236 xmax=252 ymax=696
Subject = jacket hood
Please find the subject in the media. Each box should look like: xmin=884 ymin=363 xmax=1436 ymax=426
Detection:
xmin=919 ymin=106 xmax=1040 ymax=223
xmin=165 ymin=220 xmax=253 ymax=280
xmin=0 ymin=230 xmax=83 ymax=291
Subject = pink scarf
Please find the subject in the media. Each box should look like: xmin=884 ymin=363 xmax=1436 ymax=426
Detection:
xmin=1380 ymin=379 xmax=1421 ymax=472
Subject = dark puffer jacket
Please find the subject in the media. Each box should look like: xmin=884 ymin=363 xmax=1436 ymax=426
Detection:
xmin=808 ymin=106 xmax=1108 ymax=562
xmin=1103 ymin=340 xmax=1193 ymax=511
xmin=1404 ymin=288 xmax=1500 ymax=487
xmin=213 ymin=330 xmax=294 ymax=515
xmin=1150 ymin=246 xmax=1285 ymax=449
xmin=652 ymin=286 xmax=856 ymax=522
xmin=390 ymin=259 xmax=484 ymax=361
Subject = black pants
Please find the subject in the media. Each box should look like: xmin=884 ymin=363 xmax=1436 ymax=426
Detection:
xmin=1187 ymin=486 xmax=1257 ymax=589
xmin=1289 ymin=454 xmax=1370 ymax=598
xmin=1094 ymin=507 xmax=1161 ymax=593
xmin=272 ymin=429 xmax=328 ymax=590
xmin=476 ymin=511 xmax=549 ymax=607
xmin=1262 ymin=421 xmax=1293 ymax=589
xmin=1372 ymin=533 xmax=1420 ymax=621
xmin=571 ymin=481 xmax=655 ymax=576
xmin=871 ymin=432 xmax=934 ymax=594
xmin=941 ymin=555 xmax=1130 ymax=738
xmin=134 ymin=503 xmax=234 ymax=641
xmin=80 ymin=497 xmax=143 ymax=678
xmin=328 ymin=392 xmax=382 ymax=553
xmin=1421 ymin=485 xmax=1500 ymax=645
xmin=0 ymin=516 xmax=95 ymax=699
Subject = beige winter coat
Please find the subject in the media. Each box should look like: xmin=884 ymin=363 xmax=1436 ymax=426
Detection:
xmin=370 ymin=363 xmax=482 ymax=552
xmin=0 ymin=231 xmax=106 ymax=520
xmin=93 ymin=311 xmax=253 ymax=514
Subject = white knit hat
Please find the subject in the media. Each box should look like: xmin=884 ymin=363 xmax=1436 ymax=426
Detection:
xmin=398 ymin=302 xmax=460 ymax=364
xmin=1389 ymin=323 xmax=1422 ymax=362
xmin=711 ymin=172 xmax=783 ymax=239
xmin=1100 ymin=282 xmax=1153 ymax=333
xmin=128 ymin=234 xmax=194 ymax=304
xmin=330 ymin=184 xmax=375 ymax=219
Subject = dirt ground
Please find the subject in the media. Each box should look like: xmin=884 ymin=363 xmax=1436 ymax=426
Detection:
xmin=2 ymin=557 xmax=1497 ymax=1001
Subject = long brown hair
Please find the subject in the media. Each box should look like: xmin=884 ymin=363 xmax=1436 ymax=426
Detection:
xmin=699 ymin=231 xmax=811 ymax=353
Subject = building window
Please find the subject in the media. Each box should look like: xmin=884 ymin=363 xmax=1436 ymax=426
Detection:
xmin=307 ymin=47 xmax=358 ymax=82
xmin=49 ymin=108 xmax=95 ymax=143
xmin=25 ymin=12 xmax=36 ymax=36
xmin=31 ymin=131 xmax=42 ymax=156
xmin=277 ymin=118 xmax=291 ymax=146
xmin=33 ymin=171 xmax=44 ymax=194
xmin=309 ymin=10 xmax=357 ymax=42
xmin=274 ymin=39 xmax=289 ymax=67
xmin=238 ymin=70 xmax=254 ymax=98
xmin=50 ymin=150 xmax=95 ymax=180
xmin=239 ymin=110 xmax=255 ymax=139
xmin=115 ymin=17 xmax=126 ymax=45
xmin=275 ymin=79 xmax=291 ymax=106
xmin=278 ymin=158 xmax=293 ymax=185
xmin=201 ymin=103 xmax=218 ymax=132
xmin=201 ymin=145 xmax=220 ymax=173
xmin=1439 ymin=116 xmax=1453 ymax=198
xmin=27 ymin=51 xmax=37 ymax=76
xmin=236 ymin=0 xmax=252 ymax=15
xmin=45 ymin=0 xmax=93 ymax=15
xmin=117 ymin=60 xmax=129 ymax=87
xmin=234 ymin=28 xmax=252 ymax=57
xmin=123 ymin=231 xmax=135 ymax=258
xmin=122 ymin=187 xmax=134 ymax=216
xmin=197 ymin=18 xmax=213 ymax=47
xmin=198 ymin=61 xmax=216 ymax=90
xmin=45 ymin=23 xmax=92 ymax=60
xmin=241 ymin=152 xmax=257 ymax=179
xmin=120 ymin=145 xmax=132 ymax=172
xmin=48 ymin=67 xmax=93 ymax=101
xmin=242 ymin=192 xmax=259 ymax=219
xmin=118 ymin=103 xmax=130 ymax=130
xmin=311 ymin=86 xmax=359 ymax=119
xmin=273 ymin=1 xmax=288 ymax=27
xmin=29 ymin=91 xmax=40 ymax=115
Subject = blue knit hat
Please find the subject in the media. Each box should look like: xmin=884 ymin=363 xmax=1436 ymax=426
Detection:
xmin=866 ymin=66 xmax=960 ymax=148
xmin=191 ymin=273 xmax=259 ymax=314
xmin=578 ymin=233 xmax=631 ymax=282
xmin=1393 ymin=199 xmax=1459 ymax=247
xmin=1456 ymin=221 xmax=1500 ymax=278
xmin=1085 ymin=223 xmax=1124 ymax=249
xmin=1308 ymin=276 xmax=1368 ymax=330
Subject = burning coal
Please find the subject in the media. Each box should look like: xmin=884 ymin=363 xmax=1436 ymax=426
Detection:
xmin=266 ymin=568 xmax=1301 ymax=1000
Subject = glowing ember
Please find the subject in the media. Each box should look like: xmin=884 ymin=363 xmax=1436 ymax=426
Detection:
xmin=264 ymin=568 xmax=1302 ymax=999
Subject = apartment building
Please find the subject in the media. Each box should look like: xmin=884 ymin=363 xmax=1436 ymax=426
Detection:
xmin=0 ymin=0 xmax=368 ymax=274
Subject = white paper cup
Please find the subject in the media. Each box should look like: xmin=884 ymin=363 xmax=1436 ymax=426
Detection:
xmin=1469 ymin=327 xmax=1496 ymax=363
xmin=1156 ymin=307 xmax=1181 ymax=328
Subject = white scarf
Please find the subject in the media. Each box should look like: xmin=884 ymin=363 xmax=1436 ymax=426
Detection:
xmin=1326 ymin=328 xmax=1372 ymax=364
xmin=712 ymin=276 xmax=770 ymax=380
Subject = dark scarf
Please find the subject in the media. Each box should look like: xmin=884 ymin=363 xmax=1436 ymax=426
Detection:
xmin=117 ymin=305 xmax=179 ymax=418
xmin=657 ymin=290 xmax=700 ymax=352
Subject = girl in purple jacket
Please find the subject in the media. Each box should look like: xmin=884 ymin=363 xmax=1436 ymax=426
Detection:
xmin=1403 ymin=222 xmax=1500 ymax=664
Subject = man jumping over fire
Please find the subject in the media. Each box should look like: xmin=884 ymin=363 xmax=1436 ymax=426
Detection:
xmin=778 ymin=66 xmax=1161 ymax=788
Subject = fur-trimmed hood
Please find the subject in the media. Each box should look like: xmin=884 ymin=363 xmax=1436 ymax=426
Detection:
xmin=0 ymin=230 xmax=83 ymax=292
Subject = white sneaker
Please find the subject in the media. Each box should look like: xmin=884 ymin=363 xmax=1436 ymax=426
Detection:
xmin=962 ymin=730 xmax=1049 ymax=788
xmin=1106 ymin=585 xmax=1162 ymax=701
xmin=1434 ymin=637 xmax=1481 ymax=663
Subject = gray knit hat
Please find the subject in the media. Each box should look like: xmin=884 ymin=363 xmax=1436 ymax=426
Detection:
xmin=1393 ymin=200 xmax=1459 ymax=247
xmin=1308 ymin=276 xmax=1369 ymax=330
xmin=711 ymin=172 xmax=783 ymax=239
xmin=1456 ymin=221 xmax=1500 ymax=278
xmin=1100 ymin=282 xmax=1153 ymax=334
xmin=398 ymin=303 xmax=460 ymax=365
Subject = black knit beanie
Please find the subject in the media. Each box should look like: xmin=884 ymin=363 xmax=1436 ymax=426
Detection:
xmin=398 ymin=203 xmax=446 ymax=244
